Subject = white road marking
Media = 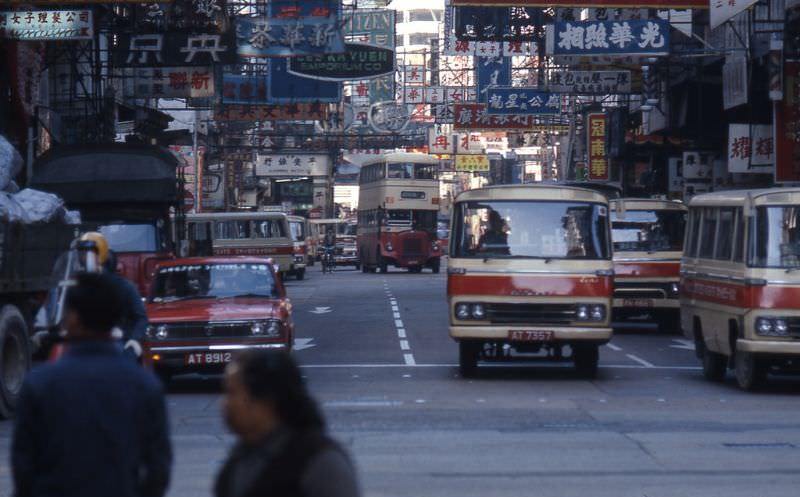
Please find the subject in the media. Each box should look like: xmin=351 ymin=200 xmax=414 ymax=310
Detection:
xmin=397 ymin=328 xmax=406 ymax=338
xmin=606 ymin=343 xmax=623 ymax=352
xmin=400 ymin=340 xmax=410 ymax=350
xmin=387 ymin=285 xmax=417 ymax=366
xmin=293 ymin=338 xmax=316 ymax=351
xmin=670 ymin=339 xmax=696 ymax=351
xmin=309 ymin=306 xmax=332 ymax=314
xmin=324 ymin=400 xmax=402 ymax=407
xmin=395 ymin=319 xmax=404 ymax=328
xmin=299 ymin=363 xmax=701 ymax=370
xmin=626 ymin=353 xmax=656 ymax=368
xmin=391 ymin=305 xmax=399 ymax=312
xmin=404 ymin=354 xmax=416 ymax=365
xmin=393 ymin=312 xmax=401 ymax=319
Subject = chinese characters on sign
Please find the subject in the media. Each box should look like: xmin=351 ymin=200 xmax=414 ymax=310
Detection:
xmin=255 ymin=154 xmax=331 ymax=177
xmin=287 ymin=43 xmax=395 ymax=81
xmin=546 ymin=70 xmax=632 ymax=94
xmin=0 ymin=9 xmax=92 ymax=40
xmin=221 ymin=75 xmax=268 ymax=104
xmin=728 ymin=124 xmax=774 ymax=173
xmin=454 ymin=104 xmax=570 ymax=131
xmin=133 ymin=67 xmax=214 ymax=98
xmin=476 ymin=56 xmax=511 ymax=101
xmin=486 ymin=88 xmax=561 ymax=115
xmin=114 ymin=32 xmax=238 ymax=66
xmin=587 ymin=113 xmax=609 ymax=181
xmin=454 ymin=155 xmax=490 ymax=172
xmin=428 ymin=129 xmax=485 ymax=155
xmin=549 ymin=20 xmax=670 ymax=56
xmin=710 ymin=0 xmax=759 ymax=29
xmin=453 ymin=0 xmax=707 ymax=7
xmin=235 ymin=16 xmax=345 ymax=57
xmin=214 ymin=104 xmax=327 ymax=122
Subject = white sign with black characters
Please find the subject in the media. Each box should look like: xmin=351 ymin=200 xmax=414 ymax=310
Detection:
xmin=0 ymin=9 xmax=92 ymax=40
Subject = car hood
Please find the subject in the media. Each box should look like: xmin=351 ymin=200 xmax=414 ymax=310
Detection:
xmin=147 ymin=297 xmax=286 ymax=323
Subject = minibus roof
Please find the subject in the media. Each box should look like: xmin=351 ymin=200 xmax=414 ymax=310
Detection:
xmin=689 ymin=188 xmax=800 ymax=207
xmin=309 ymin=218 xmax=345 ymax=224
xmin=454 ymin=184 xmax=609 ymax=204
xmin=187 ymin=212 xmax=288 ymax=221
xmin=610 ymin=198 xmax=687 ymax=211
xmin=360 ymin=153 xmax=440 ymax=167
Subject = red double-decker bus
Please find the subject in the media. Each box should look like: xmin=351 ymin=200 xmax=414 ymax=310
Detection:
xmin=357 ymin=153 xmax=443 ymax=273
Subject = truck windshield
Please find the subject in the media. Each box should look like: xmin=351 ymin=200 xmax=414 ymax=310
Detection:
xmin=452 ymin=200 xmax=610 ymax=260
xmin=751 ymin=206 xmax=800 ymax=268
xmin=611 ymin=210 xmax=685 ymax=252
xmin=150 ymin=263 xmax=278 ymax=302
xmin=98 ymin=224 xmax=158 ymax=252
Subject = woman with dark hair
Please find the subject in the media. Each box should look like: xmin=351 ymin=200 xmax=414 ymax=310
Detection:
xmin=215 ymin=350 xmax=361 ymax=497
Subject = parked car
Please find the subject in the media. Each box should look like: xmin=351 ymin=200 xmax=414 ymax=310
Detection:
xmin=142 ymin=257 xmax=294 ymax=382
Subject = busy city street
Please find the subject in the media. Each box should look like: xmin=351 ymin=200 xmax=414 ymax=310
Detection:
xmin=4 ymin=265 xmax=799 ymax=497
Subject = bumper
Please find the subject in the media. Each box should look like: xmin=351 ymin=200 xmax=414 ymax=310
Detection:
xmin=449 ymin=325 xmax=612 ymax=344
xmin=335 ymin=255 xmax=360 ymax=265
xmin=613 ymin=298 xmax=680 ymax=310
xmin=384 ymin=255 xmax=437 ymax=267
xmin=736 ymin=339 xmax=800 ymax=355
xmin=145 ymin=342 xmax=289 ymax=369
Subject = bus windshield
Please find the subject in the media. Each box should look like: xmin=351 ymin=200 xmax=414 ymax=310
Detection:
xmin=337 ymin=223 xmax=357 ymax=236
xmin=611 ymin=210 xmax=685 ymax=252
xmin=384 ymin=210 xmax=437 ymax=232
xmin=289 ymin=221 xmax=305 ymax=242
xmin=150 ymin=263 xmax=278 ymax=302
xmin=387 ymin=162 xmax=438 ymax=180
xmin=751 ymin=206 xmax=800 ymax=268
xmin=452 ymin=200 xmax=610 ymax=260
xmin=98 ymin=223 xmax=159 ymax=252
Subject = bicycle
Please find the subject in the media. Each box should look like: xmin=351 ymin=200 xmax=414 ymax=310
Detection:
xmin=321 ymin=247 xmax=335 ymax=274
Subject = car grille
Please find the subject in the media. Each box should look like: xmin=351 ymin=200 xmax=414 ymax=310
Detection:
xmin=158 ymin=322 xmax=254 ymax=339
xmin=485 ymin=303 xmax=577 ymax=325
xmin=785 ymin=318 xmax=800 ymax=338
xmin=402 ymin=238 xmax=423 ymax=256
xmin=613 ymin=281 xmax=674 ymax=299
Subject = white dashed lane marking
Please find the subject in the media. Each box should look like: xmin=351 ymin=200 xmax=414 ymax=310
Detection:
xmin=384 ymin=279 xmax=416 ymax=366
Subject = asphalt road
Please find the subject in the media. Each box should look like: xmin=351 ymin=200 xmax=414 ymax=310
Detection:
xmin=3 ymin=264 xmax=800 ymax=497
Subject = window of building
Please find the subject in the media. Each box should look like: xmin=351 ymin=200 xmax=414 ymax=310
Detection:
xmin=409 ymin=33 xmax=434 ymax=46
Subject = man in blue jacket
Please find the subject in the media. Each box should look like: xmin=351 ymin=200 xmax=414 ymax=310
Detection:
xmin=11 ymin=272 xmax=172 ymax=497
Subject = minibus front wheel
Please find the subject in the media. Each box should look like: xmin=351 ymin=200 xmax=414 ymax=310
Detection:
xmin=458 ymin=341 xmax=481 ymax=378
xmin=735 ymin=350 xmax=767 ymax=391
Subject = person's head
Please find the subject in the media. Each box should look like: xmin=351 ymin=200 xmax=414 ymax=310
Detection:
xmin=63 ymin=272 xmax=123 ymax=340
xmin=488 ymin=210 xmax=504 ymax=231
xmin=223 ymin=350 xmax=325 ymax=444
xmin=79 ymin=232 xmax=110 ymax=271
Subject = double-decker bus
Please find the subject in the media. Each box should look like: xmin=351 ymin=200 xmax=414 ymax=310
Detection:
xmin=357 ymin=153 xmax=444 ymax=273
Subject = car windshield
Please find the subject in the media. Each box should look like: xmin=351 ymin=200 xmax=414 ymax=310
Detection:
xmin=98 ymin=224 xmax=158 ymax=252
xmin=452 ymin=200 xmax=610 ymax=260
xmin=337 ymin=223 xmax=357 ymax=236
xmin=751 ymin=206 xmax=800 ymax=268
xmin=289 ymin=221 xmax=305 ymax=242
xmin=150 ymin=263 xmax=278 ymax=302
xmin=611 ymin=210 xmax=686 ymax=252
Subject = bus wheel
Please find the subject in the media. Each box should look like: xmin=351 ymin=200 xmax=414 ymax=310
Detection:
xmin=361 ymin=263 xmax=368 ymax=273
xmin=0 ymin=305 xmax=30 ymax=419
xmin=735 ymin=350 xmax=767 ymax=391
xmin=697 ymin=336 xmax=726 ymax=382
xmin=459 ymin=341 xmax=480 ymax=378
xmin=296 ymin=269 xmax=305 ymax=281
xmin=378 ymin=252 xmax=388 ymax=273
xmin=573 ymin=344 xmax=599 ymax=379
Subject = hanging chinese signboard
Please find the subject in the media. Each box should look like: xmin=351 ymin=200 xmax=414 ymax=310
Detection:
xmin=133 ymin=0 xmax=227 ymax=32
xmin=443 ymin=1 xmax=536 ymax=56
xmin=547 ymin=20 xmax=670 ymax=56
xmin=775 ymin=61 xmax=800 ymax=183
xmin=222 ymin=62 xmax=341 ymax=105
xmin=114 ymin=32 xmax=238 ymax=67
xmin=343 ymin=8 xmax=396 ymax=104
xmin=454 ymin=104 xmax=570 ymax=131
xmin=545 ymin=70 xmax=632 ymax=94
xmin=587 ymin=113 xmax=609 ymax=181
xmin=476 ymin=56 xmax=511 ymax=101
xmin=452 ymin=0 xmax=707 ymax=7
xmin=287 ymin=43 xmax=395 ymax=80
xmin=404 ymin=65 xmax=425 ymax=84
xmin=0 ymin=9 xmax=92 ymax=40
xmin=132 ymin=66 xmax=214 ymax=98
xmin=428 ymin=129 xmax=485 ymax=155
xmin=214 ymin=104 xmax=328 ymax=122
xmin=235 ymin=16 xmax=345 ymax=57
xmin=255 ymin=154 xmax=331 ymax=177
xmin=710 ymin=0 xmax=759 ymax=30
xmin=727 ymin=124 xmax=774 ymax=173
xmin=455 ymin=155 xmax=491 ymax=172
xmin=455 ymin=7 xmax=543 ymax=41
xmin=486 ymin=88 xmax=561 ymax=115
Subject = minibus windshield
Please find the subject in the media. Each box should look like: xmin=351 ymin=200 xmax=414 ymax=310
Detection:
xmin=452 ymin=200 xmax=610 ymax=260
xmin=752 ymin=206 xmax=800 ymax=268
xmin=611 ymin=210 xmax=685 ymax=252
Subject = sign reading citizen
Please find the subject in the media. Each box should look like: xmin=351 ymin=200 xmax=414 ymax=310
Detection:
xmin=287 ymin=43 xmax=395 ymax=81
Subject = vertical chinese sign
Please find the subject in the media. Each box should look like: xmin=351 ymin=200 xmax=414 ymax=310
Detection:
xmin=587 ymin=113 xmax=609 ymax=181
xmin=776 ymin=5 xmax=800 ymax=183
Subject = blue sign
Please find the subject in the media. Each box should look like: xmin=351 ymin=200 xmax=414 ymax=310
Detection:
xmin=550 ymin=20 xmax=670 ymax=56
xmin=222 ymin=59 xmax=341 ymax=104
xmin=486 ymin=87 xmax=561 ymax=115
xmin=476 ymin=56 xmax=511 ymax=102
xmin=235 ymin=16 xmax=345 ymax=57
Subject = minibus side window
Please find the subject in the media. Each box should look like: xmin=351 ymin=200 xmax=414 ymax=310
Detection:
xmin=699 ymin=208 xmax=717 ymax=259
xmin=685 ymin=210 xmax=699 ymax=257
xmin=715 ymin=208 xmax=735 ymax=261
xmin=733 ymin=208 xmax=745 ymax=262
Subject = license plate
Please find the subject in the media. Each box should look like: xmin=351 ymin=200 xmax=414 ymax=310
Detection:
xmin=508 ymin=330 xmax=555 ymax=342
xmin=184 ymin=352 xmax=232 ymax=366
xmin=408 ymin=260 xmax=419 ymax=265
xmin=622 ymin=298 xmax=654 ymax=308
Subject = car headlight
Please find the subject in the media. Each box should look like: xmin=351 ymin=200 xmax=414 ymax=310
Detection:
xmin=433 ymin=242 xmax=441 ymax=251
xmin=590 ymin=304 xmax=606 ymax=321
xmin=576 ymin=304 xmax=590 ymax=321
xmin=145 ymin=325 xmax=154 ymax=338
xmin=251 ymin=322 xmax=264 ymax=335
xmin=455 ymin=303 xmax=471 ymax=320
xmin=575 ymin=304 xmax=606 ymax=322
xmin=155 ymin=325 xmax=168 ymax=340
xmin=386 ymin=242 xmax=393 ymax=252
xmin=756 ymin=317 xmax=790 ymax=337
xmin=471 ymin=303 xmax=486 ymax=320
xmin=265 ymin=320 xmax=282 ymax=337
xmin=669 ymin=282 xmax=680 ymax=296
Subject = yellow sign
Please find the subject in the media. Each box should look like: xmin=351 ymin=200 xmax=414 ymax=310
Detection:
xmin=455 ymin=155 xmax=490 ymax=172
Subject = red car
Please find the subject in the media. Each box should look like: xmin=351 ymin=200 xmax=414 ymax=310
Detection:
xmin=143 ymin=257 xmax=294 ymax=382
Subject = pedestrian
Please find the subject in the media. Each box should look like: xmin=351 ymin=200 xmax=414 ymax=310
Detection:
xmin=11 ymin=272 xmax=172 ymax=497
xmin=215 ymin=350 xmax=361 ymax=497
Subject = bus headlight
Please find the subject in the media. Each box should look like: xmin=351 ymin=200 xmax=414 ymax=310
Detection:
xmin=576 ymin=304 xmax=606 ymax=322
xmin=455 ymin=303 xmax=471 ymax=320
xmin=590 ymin=305 xmax=606 ymax=321
xmin=156 ymin=325 xmax=169 ymax=340
xmin=756 ymin=317 xmax=790 ymax=337
xmin=576 ymin=305 xmax=590 ymax=321
xmin=471 ymin=304 xmax=486 ymax=320
xmin=433 ymin=242 xmax=441 ymax=251
xmin=386 ymin=242 xmax=393 ymax=252
xmin=669 ymin=282 xmax=680 ymax=297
